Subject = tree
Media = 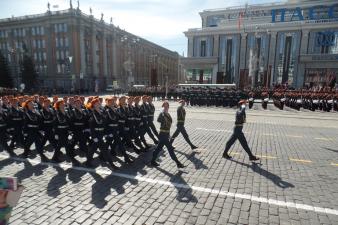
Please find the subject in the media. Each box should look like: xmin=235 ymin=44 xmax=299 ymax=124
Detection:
xmin=0 ymin=51 xmax=13 ymax=88
xmin=21 ymin=54 xmax=38 ymax=92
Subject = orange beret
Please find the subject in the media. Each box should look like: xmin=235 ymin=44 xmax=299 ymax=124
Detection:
xmin=54 ymin=100 xmax=65 ymax=110
xmin=238 ymin=99 xmax=247 ymax=104
xmin=178 ymin=99 xmax=185 ymax=103
xmin=90 ymin=98 xmax=100 ymax=108
xmin=22 ymin=99 xmax=33 ymax=108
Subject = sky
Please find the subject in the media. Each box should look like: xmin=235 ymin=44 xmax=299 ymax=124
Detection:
xmin=0 ymin=0 xmax=278 ymax=56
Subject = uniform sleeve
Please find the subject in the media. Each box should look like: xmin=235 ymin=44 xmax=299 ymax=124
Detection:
xmin=157 ymin=112 xmax=164 ymax=123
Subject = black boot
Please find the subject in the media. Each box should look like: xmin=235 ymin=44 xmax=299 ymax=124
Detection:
xmin=176 ymin=161 xmax=185 ymax=168
xmin=191 ymin=145 xmax=198 ymax=150
xmin=150 ymin=160 xmax=160 ymax=167
xmin=249 ymin=155 xmax=260 ymax=161
xmin=222 ymin=152 xmax=232 ymax=159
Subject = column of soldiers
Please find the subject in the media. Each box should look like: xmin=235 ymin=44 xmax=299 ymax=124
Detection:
xmin=273 ymin=89 xmax=338 ymax=112
xmin=0 ymin=94 xmax=160 ymax=169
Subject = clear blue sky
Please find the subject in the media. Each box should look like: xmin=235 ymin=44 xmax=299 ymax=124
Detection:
xmin=0 ymin=0 xmax=278 ymax=55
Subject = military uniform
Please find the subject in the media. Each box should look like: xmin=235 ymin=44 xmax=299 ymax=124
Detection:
xmin=40 ymin=106 xmax=57 ymax=150
xmin=0 ymin=108 xmax=10 ymax=154
xmin=104 ymin=105 xmax=132 ymax=163
xmin=170 ymin=104 xmax=197 ymax=150
xmin=7 ymin=105 xmax=24 ymax=149
xmin=22 ymin=108 xmax=47 ymax=161
xmin=223 ymin=102 xmax=259 ymax=161
xmin=151 ymin=109 xmax=184 ymax=168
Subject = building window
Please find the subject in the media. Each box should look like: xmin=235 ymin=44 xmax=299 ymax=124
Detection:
xmin=65 ymin=37 xmax=69 ymax=47
xmin=60 ymin=51 xmax=64 ymax=60
xmin=200 ymin=40 xmax=206 ymax=57
xmin=42 ymin=40 xmax=45 ymax=48
xmin=56 ymin=51 xmax=60 ymax=60
xmin=57 ymin=64 xmax=61 ymax=73
xmin=40 ymin=27 xmax=44 ymax=35
xmin=63 ymin=24 xmax=67 ymax=32
xmin=43 ymin=52 xmax=47 ymax=61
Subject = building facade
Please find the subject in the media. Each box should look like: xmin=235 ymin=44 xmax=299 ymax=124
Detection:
xmin=183 ymin=0 xmax=338 ymax=88
xmin=0 ymin=6 xmax=179 ymax=92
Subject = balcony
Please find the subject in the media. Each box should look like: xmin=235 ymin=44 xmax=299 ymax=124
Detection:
xmin=299 ymin=54 xmax=338 ymax=62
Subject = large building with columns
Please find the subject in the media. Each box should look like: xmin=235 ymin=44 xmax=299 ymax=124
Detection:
xmin=183 ymin=0 xmax=338 ymax=88
xmin=0 ymin=6 xmax=179 ymax=91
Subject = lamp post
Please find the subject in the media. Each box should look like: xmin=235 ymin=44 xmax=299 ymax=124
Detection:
xmin=121 ymin=35 xmax=139 ymax=88
xmin=68 ymin=55 xmax=74 ymax=94
xmin=9 ymin=48 xmax=19 ymax=89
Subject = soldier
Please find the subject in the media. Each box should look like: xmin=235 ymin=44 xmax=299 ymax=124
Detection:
xmin=104 ymin=97 xmax=133 ymax=164
xmin=7 ymin=98 xmax=24 ymax=150
xmin=146 ymin=96 xmax=159 ymax=138
xmin=86 ymin=98 xmax=118 ymax=169
xmin=223 ymin=100 xmax=259 ymax=161
xmin=170 ymin=100 xmax=198 ymax=150
xmin=0 ymin=102 xmax=11 ymax=155
xmin=117 ymin=96 xmax=136 ymax=151
xmin=131 ymin=96 xmax=150 ymax=151
xmin=140 ymin=95 xmax=158 ymax=144
xmin=40 ymin=99 xmax=57 ymax=150
xmin=22 ymin=99 xmax=48 ymax=161
xmin=52 ymin=100 xmax=78 ymax=165
xmin=150 ymin=101 xmax=185 ymax=168
xmin=69 ymin=99 xmax=89 ymax=155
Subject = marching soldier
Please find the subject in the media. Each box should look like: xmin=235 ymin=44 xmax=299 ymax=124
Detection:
xmin=86 ymin=98 xmax=118 ymax=169
xmin=146 ymin=96 xmax=159 ymax=138
xmin=69 ymin=99 xmax=89 ymax=155
xmin=0 ymin=103 xmax=11 ymax=155
xmin=104 ymin=97 xmax=133 ymax=164
xmin=7 ymin=98 xmax=24 ymax=150
xmin=40 ymin=99 xmax=57 ymax=150
xmin=141 ymin=95 xmax=158 ymax=144
xmin=22 ymin=99 xmax=48 ymax=161
xmin=52 ymin=100 xmax=78 ymax=165
xmin=170 ymin=100 xmax=198 ymax=150
xmin=223 ymin=100 xmax=259 ymax=161
xmin=151 ymin=101 xmax=185 ymax=168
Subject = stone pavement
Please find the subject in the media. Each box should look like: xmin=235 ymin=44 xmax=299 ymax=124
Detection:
xmin=1 ymin=101 xmax=338 ymax=225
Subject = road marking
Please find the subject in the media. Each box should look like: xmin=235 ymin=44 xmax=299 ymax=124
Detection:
xmin=289 ymin=158 xmax=312 ymax=163
xmin=285 ymin=135 xmax=303 ymax=138
xmin=331 ymin=163 xmax=338 ymax=167
xmin=259 ymin=155 xmax=277 ymax=159
xmin=0 ymin=154 xmax=338 ymax=216
xmin=262 ymin=133 xmax=277 ymax=136
xmin=314 ymin=137 xmax=333 ymax=141
xmin=196 ymin=128 xmax=231 ymax=133
xmin=229 ymin=152 xmax=241 ymax=155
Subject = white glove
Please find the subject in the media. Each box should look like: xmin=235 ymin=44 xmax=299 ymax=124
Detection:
xmin=55 ymin=135 xmax=59 ymax=140
xmin=93 ymin=138 xmax=99 ymax=143
xmin=109 ymin=134 xmax=114 ymax=138
xmin=24 ymin=133 xmax=28 ymax=137
xmin=68 ymin=135 xmax=72 ymax=140
xmin=241 ymin=104 xmax=246 ymax=109
xmin=40 ymin=131 xmax=45 ymax=136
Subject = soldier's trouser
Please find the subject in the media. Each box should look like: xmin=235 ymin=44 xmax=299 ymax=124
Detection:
xmin=149 ymin=121 xmax=159 ymax=137
xmin=223 ymin=126 xmax=254 ymax=158
xmin=170 ymin=124 xmax=194 ymax=147
xmin=0 ymin=129 xmax=9 ymax=151
xmin=106 ymin=133 xmax=129 ymax=159
xmin=9 ymin=127 xmax=24 ymax=147
xmin=41 ymin=129 xmax=57 ymax=149
xmin=53 ymin=134 xmax=75 ymax=160
xmin=70 ymin=131 xmax=88 ymax=153
xmin=152 ymin=132 xmax=179 ymax=163
xmin=24 ymin=132 xmax=44 ymax=156
xmin=144 ymin=124 xmax=158 ymax=143
xmin=88 ymin=137 xmax=113 ymax=163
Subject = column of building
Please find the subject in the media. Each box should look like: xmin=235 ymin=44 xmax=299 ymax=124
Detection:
xmin=268 ymin=31 xmax=278 ymax=86
xmin=296 ymin=30 xmax=309 ymax=87
xmin=212 ymin=34 xmax=219 ymax=83
xmin=239 ymin=32 xmax=247 ymax=87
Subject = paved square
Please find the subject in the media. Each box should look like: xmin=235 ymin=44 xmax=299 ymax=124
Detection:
xmin=1 ymin=101 xmax=338 ymax=225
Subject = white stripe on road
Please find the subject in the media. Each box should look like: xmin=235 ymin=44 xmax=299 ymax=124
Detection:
xmin=1 ymin=154 xmax=338 ymax=216
xmin=196 ymin=128 xmax=232 ymax=133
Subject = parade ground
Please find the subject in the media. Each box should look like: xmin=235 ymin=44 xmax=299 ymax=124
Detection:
xmin=1 ymin=100 xmax=338 ymax=225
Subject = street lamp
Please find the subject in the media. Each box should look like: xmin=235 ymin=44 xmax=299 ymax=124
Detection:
xmin=67 ymin=55 xmax=74 ymax=94
xmin=121 ymin=35 xmax=140 ymax=88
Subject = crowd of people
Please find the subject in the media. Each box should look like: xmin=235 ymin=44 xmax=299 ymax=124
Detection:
xmin=272 ymin=87 xmax=338 ymax=112
xmin=0 ymin=94 xmax=172 ymax=169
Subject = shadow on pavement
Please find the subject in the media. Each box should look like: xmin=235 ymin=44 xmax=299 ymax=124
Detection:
xmin=14 ymin=160 xmax=48 ymax=182
xmin=322 ymin=147 xmax=338 ymax=153
xmin=175 ymin=149 xmax=208 ymax=170
xmin=155 ymin=167 xmax=198 ymax=203
xmin=231 ymin=159 xmax=295 ymax=189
